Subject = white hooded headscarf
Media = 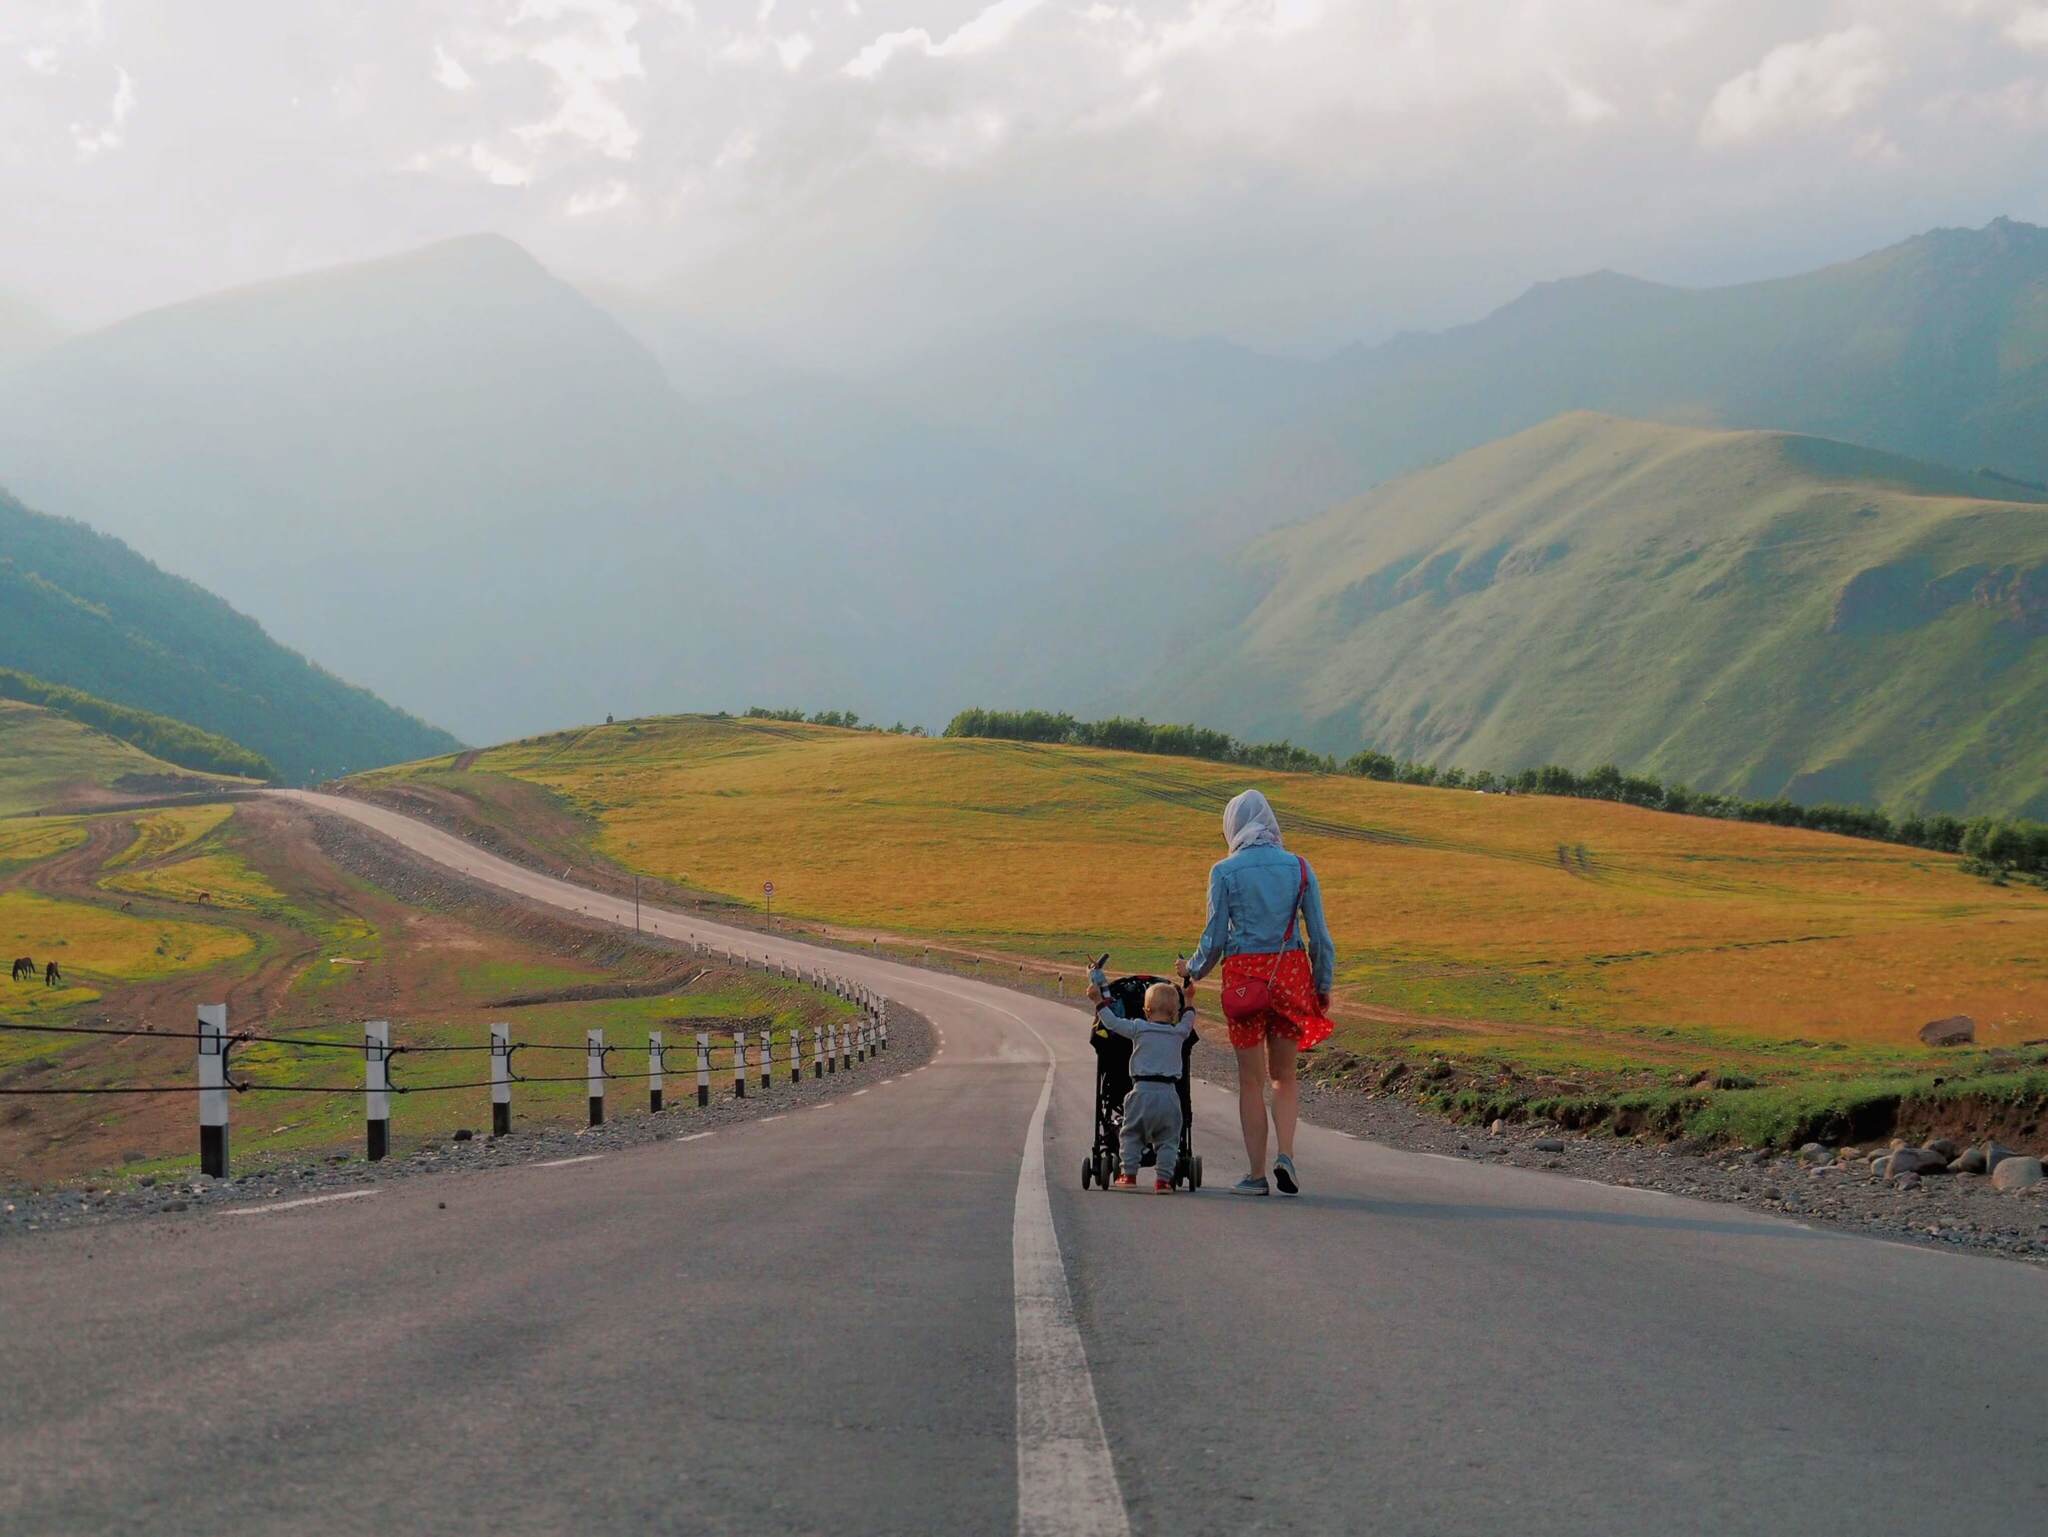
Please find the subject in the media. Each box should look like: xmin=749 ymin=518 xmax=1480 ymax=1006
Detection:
xmin=1223 ymin=788 xmax=1283 ymax=854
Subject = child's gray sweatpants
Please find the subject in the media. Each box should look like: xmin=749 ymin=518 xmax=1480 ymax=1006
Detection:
xmin=1120 ymin=1081 xmax=1183 ymax=1180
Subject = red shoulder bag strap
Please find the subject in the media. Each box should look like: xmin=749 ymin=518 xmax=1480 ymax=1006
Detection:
xmin=1265 ymin=856 xmax=1309 ymax=986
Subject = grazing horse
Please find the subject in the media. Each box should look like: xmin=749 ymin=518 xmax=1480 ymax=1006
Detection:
xmin=44 ymin=960 xmax=61 ymax=988
xmin=196 ymin=891 xmax=212 ymax=905
xmin=10 ymin=956 xmax=32 ymax=983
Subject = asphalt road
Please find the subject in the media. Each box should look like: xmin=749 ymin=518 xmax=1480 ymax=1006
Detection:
xmin=2 ymin=789 xmax=2043 ymax=1535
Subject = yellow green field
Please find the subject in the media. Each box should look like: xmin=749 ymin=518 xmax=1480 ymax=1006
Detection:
xmin=0 ymin=817 xmax=86 ymax=870
xmin=371 ymin=717 xmax=2048 ymax=1087
xmin=102 ymin=850 xmax=289 ymax=914
xmin=103 ymin=803 xmax=235 ymax=868
xmin=0 ymin=888 xmax=254 ymax=977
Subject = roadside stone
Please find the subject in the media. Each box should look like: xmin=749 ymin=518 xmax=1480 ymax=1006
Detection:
xmin=1984 ymin=1142 xmax=2017 ymax=1172
xmin=1892 ymin=1171 xmax=1922 ymax=1191
xmin=1924 ymin=1137 xmax=1959 ymax=1160
xmin=1532 ymin=1137 xmax=1565 ymax=1153
xmin=1489 ymin=1118 xmax=1506 ymax=1136
xmin=1953 ymin=1145 xmax=1988 ymax=1175
xmin=1885 ymin=1148 xmax=1949 ymax=1177
xmin=453 ymin=1128 xmax=474 ymax=1142
xmin=1797 ymin=1142 xmax=1833 ymax=1166
xmin=1991 ymin=1157 xmax=2044 ymax=1193
xmin=1917 ymin=1015 xmax=1975 ymax=1047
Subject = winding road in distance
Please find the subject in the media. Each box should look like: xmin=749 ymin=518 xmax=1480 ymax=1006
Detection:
xmin=2 ymin=788 xmax=2043 ymax=1536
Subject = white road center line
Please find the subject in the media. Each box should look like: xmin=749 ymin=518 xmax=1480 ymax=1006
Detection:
xmin=997 ymin=1010 xmax=1129 ymax=1537
xmin=677 ymin=1132 xmax=716 ymax=1142
xmin=224 ymin=1189 xmax=377 ymax=1217
xmin=534 ymin=1154 xmax=604 ymax=1168
xmin=759 ymin=1115 xmax=785 ymax=1123
xmin=851 ymin=1089 xmax=868 ymax=1097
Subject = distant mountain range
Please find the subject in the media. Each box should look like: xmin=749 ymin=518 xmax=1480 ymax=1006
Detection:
xmin=1152 ymin=413 xmax=2047 ymax=819
xmin=0 ymin=488 xmax=457 ymax=782
xmin=0 ymin=217 xmax=2041 ymax=812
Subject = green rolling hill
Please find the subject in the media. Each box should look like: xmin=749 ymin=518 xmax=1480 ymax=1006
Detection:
xmin=0 ymin=699 xmax=253 ymax=817
xmin=1156 ymin=413 xmax=2048 ymax=818
xmin=0 ymin=488 xmax=459 ymax=783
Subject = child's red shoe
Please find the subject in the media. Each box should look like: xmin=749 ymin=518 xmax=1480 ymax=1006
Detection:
xmin=1154 ymin=1178 xmax=1174 ymax=1193
xmin=1112 ymin=1173 xmax=1138 ymax=1189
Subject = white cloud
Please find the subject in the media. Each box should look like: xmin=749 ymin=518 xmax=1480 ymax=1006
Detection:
xmin=433 ymin=46 xmax=476 ymax=92
xmin=566 ymin=176 xmax=632 ymax=213
xmin=1701 ymin=26 xmax=1895 ymax=147
xmin=844 ymin=0 xmax=1048 ymax=78
xmin=510 ymin=0 xmax=645 ymax=160
xmin=1559 ymin=77 xmax=1619 ymax=125
xmin=468 ymin=140 xmax=534 ymax=186
xmin=69 ymin=64 xmax=133 ymax=159
xmin=23 ymin=47 xmax=60 ymax=75
xmin=2009 ymin=6 xmax=2048 ymax=50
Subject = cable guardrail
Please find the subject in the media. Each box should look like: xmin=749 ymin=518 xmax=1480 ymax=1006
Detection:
xmin=0 ymin=949 xmax=890 ymax=1175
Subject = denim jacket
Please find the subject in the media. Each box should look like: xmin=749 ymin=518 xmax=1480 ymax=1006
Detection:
xmin=1185 ymin=844 xmax=1335 ymax=995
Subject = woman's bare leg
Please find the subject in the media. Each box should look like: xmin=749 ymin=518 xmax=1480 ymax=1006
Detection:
xmin=1267 ymin=1036 xmax=1300 ymax=1160
xmin=1235 ymin=1043 xmax=1269 ymax=1176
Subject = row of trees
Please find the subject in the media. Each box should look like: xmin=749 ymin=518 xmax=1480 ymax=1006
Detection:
xmin=942 ymin=707 xmax=2046 ymax=879
xmin=740 ymin=707 xmax=927 ymax=736
xmin=941 ymin=709 xmax=1333 ymax=774
xmin=0 ymin=667 xmax=275 ymax=780
xmin=1344 ymin=751 xmax=2045 ymax=875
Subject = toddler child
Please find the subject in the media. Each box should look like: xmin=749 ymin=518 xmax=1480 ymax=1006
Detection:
xmin=1089 ymin=965 xmax=1196 ymax=1192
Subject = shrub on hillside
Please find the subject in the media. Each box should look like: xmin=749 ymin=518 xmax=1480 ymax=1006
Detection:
xmin=0 ymin=668 xmax=274 ymax=780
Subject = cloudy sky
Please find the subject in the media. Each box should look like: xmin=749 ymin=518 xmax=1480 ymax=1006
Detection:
xmin=3 ymin=0 xmax=2045 ymax=361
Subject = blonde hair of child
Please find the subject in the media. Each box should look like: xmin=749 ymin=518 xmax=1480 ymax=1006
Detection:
xmin=1143 ymin=981 xmax=1181 ymax=1020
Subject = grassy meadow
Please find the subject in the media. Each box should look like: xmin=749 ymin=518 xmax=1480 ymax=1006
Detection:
xmin=369 ymin=716 xmax=2048 ymax=1119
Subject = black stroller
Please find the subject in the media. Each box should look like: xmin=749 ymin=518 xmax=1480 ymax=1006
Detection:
xmin=1080 ymin=969 xmax=1203 ymax=1190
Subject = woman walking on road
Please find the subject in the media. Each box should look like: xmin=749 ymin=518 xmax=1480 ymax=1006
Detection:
xmin=1178 ymin=789 xmax=1336 ymax=1197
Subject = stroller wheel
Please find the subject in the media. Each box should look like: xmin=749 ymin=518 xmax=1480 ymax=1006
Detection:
xmin=1092 ymin=1150 xmax=1111 ymax=1189
xmin=1081 ymin=1157 xmax=1093 ymax=1189
xmin=1191 ymin=1154 xmax=1204 ymax=1190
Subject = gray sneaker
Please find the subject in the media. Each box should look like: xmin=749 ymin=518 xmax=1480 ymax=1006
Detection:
xmin=1231 ymin=1175 xmax=1271 ymax=1197
xmin=1273 ymin=1154 xmax=1299 ymax=1196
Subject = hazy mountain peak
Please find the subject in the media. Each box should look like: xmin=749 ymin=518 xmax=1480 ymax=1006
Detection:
xmin=1489 ymin=267 xmax=1678 ymax=322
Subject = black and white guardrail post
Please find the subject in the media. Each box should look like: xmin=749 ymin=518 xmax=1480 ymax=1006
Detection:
xmin=490 ymin=1022 xmax=512 ymax=1136
xmin=696 ymin=1031 xmax=710 ymax=1107
xmin=790 ymin=1024 xmax=802 ymax=1085
xmin=881 ymin=1006 xmax=890 ymax=1052
xmin=732 ymin=1029 xmax=746 ymax=1098
xmin=197 ymin=1003 xmax=229 ymax=1178
xmin=649 ymin=1030 xmax=664 ymax=1114
xmin=365 ymin=1019 xmax=392 ymax=1161
xmin=814 ymin=1024 xmax=824 ymax=1078
xmin=587 ymin=1028 xmax=605 ymax=1127
xmin=840 ymin=1022 xmax=851 ymax=1072
xmin=759 ymin=1028 xmax=771 ymax=1090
